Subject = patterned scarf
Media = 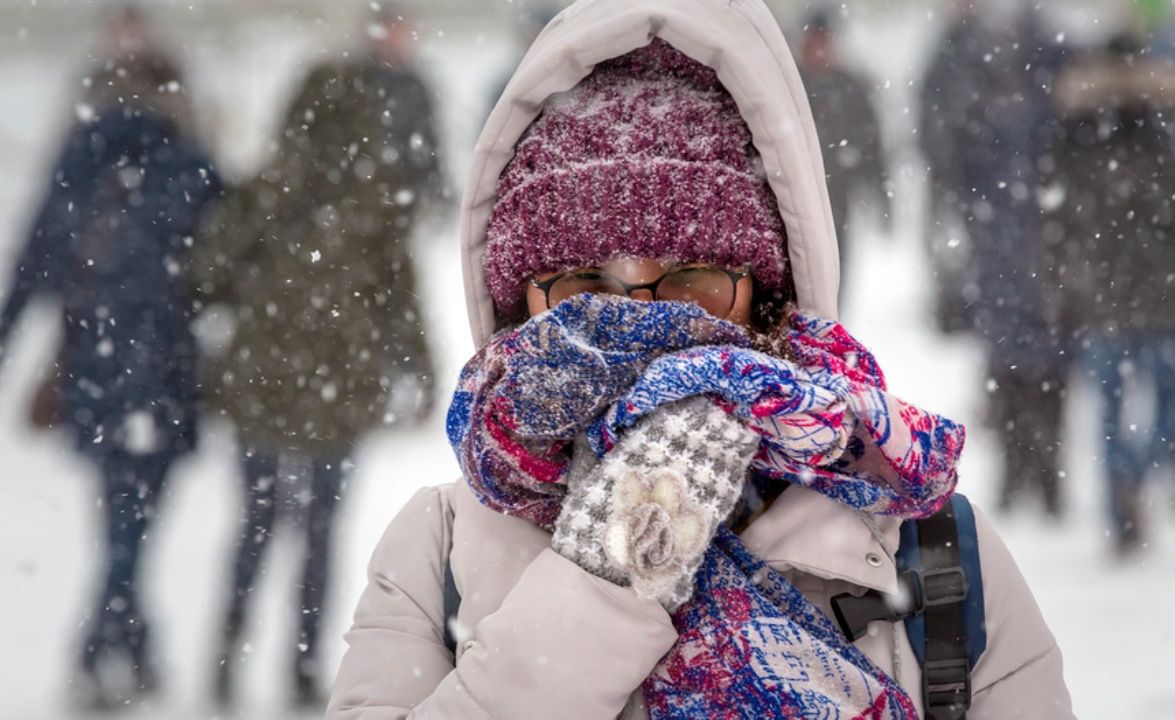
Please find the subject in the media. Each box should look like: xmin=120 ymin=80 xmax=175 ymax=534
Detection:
xmin=446 ymin=295 xmax=964 ymax=718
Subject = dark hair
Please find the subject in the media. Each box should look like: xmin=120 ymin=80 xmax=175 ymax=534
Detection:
xmin=748 ymin=266 xmax=797 ymax=361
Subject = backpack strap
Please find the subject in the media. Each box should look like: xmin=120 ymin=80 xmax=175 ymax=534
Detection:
xmin=831 ymin=494 xmax=986 ymax=719
xmin=901 ymin=494 xmax=985 ymax=720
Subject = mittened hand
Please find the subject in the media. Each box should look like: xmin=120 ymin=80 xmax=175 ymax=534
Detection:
xmin=551 ymin=396 xmax=760 ymax=611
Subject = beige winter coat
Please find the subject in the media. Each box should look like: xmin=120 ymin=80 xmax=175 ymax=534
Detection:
xmin=329 ymin=0 xmax=1075 ymax=717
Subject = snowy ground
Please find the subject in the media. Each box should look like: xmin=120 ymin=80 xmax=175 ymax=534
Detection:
xmin=2 ymin=18 xmax=1174 ymax=720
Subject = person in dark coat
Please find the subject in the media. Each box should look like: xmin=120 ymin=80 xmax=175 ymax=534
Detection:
xmin=191 ymin=7 xmax=445 ymax=708
xmin=918 ymin=1 xmax=985 ymax=333
xmin=0 ymin=107 xmax=219 ymax=707
xmin=920 ymin=4 xmax=1071 ymax=516
xmin=1046 ymin=34 xmax=1175 ymax=554
xmin=0 ymin=6 xmax=218 ymax=709
xmin=797 ymin=10 xmax=890 ymax=296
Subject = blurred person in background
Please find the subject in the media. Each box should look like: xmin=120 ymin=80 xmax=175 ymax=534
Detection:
xmin=191 ymin=3 xmax=445 ymax=708
xmin=1046 ymin=32 xmax=1175 ymax=556
xmin=797 ymin=8 xmax=891 ymax=297
xmin=919 ymin=1 xmax=1071 ymax=518
xmin=0 ymin=4 xmax=219 ymax=709
xmin=919 ymin=0 xmax=984 ymax=334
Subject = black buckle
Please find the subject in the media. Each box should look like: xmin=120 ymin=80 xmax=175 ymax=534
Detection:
xmin=831 ymin=590 xmax=892 ymax=641
xmin=830 ymin=567 xmax=967 ymax=642
xmin=924 ymin=658 xmax=972 ymax=719
xmin=921 ymin=567 xmax=968 ymax=607
xmin=831 ymin=571 xmax=925 ymax=642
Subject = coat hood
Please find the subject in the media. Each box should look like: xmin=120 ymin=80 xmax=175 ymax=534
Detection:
xmin=460 ymin=0 xmax=839 ymax=346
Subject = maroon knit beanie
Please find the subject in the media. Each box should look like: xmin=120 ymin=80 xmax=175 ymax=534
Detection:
xmin=484 ymin=38 xmax=789 ymax=319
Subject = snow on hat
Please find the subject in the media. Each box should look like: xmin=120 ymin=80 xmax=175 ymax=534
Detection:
xmin=484 ymin=38 xmax=789 ymax=319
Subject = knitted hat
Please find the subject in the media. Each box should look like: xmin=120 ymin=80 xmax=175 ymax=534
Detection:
xmin=484 ymin=39 xmax=789 ymax=319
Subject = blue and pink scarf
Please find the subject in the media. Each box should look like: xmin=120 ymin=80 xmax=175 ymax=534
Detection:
xmin=447 ymin=294 xmax=965 ymax=718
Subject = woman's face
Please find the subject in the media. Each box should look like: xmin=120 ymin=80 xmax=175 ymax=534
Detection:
xmin=525 ymin=256 xmax=754 ymax=327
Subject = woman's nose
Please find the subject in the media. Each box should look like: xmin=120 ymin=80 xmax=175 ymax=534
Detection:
xmin=629 ymin=289 xmax=655 ymax=302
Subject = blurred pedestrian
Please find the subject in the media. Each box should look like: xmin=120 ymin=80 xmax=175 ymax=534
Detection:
xmin=1047 ymin=33 xmax=1175 ymax=554
xmin=0 ymin=7 xmax=219 ymax=707
xmin=921 ymin=3 xmax=1071 ymax=517
xmin=918 ymin=0 xmax=984 ymax=333
xmin=797 ymin=9 xmax=890 ymax=296
xmin=191 ymin=5 xmax=444 ymax=708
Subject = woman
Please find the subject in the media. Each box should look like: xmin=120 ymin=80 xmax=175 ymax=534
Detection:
xmin=191 ymin=15 xmax=441 ymax=706
xmin=0 ymin=110 xmax=217 ymax=707
xmin=328 ymin=1 xmax=1074 ymax=718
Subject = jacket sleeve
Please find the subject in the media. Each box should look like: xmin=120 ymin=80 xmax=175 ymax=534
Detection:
xmin=0 ymin=120 xmax=96 ymax=349
xmin=968 ymin=506 xmax=1075 ymax=719
xmin=328 ymin=485 xmax=679 ymax=720
xmin=0 ymin=231 xmax=48 ymax=352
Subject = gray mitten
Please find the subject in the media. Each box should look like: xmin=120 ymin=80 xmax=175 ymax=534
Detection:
xmin=551 ymin=396 xmax=760 ymax=611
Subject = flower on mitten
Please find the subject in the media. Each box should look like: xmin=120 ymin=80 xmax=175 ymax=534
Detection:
xmin=603 ymin=467 xmax=710 ymax=603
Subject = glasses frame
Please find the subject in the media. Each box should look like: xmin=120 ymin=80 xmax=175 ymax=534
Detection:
xmin=529 ymin=263 xmax=751 ymax=315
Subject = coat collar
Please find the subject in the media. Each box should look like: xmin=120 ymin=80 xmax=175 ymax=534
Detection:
xmin=739 ymin=484 xmax=902 ymax=594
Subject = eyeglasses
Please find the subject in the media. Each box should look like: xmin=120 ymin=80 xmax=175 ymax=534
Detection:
xmin=530 ymin=263 xmax=751 ymax=318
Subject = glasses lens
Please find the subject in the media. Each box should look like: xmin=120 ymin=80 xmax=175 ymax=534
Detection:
xmin=656 ymin=266 xmax=737 ymax=317
xmin=548 ymin=269 xmax=629 ymax=306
